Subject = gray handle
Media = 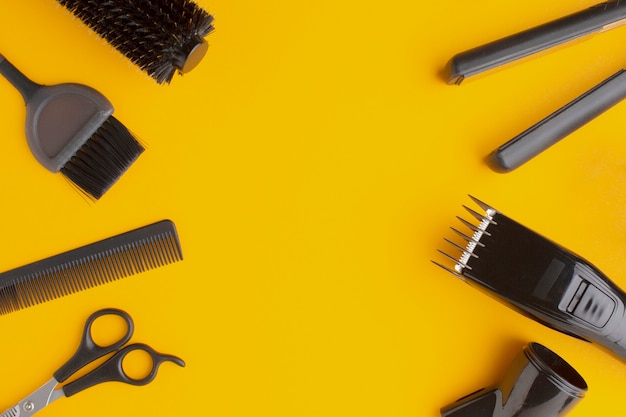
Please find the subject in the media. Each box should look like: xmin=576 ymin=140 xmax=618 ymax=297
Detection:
xmin=487 ymin=69 xmax=626 ymax=172
xmin=445 ymin=1 xmax=626 ymax=84
xmin=0 ymin=53 xmax=41 ymax=101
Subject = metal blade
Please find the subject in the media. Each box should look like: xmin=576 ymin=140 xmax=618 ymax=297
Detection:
xmin=431 ymin=260 xmax=463 ymax=279
xmin=2 ymin=379 xmax=61 ymax=417
xmin=456 ymin=216 xmax=491 ymax=236
xmin=468 ymin=195 xmax=495 ymax=213
xmin=451 ymin=227 xmax=484 ymax=247
xmin=444 ymin=238 xmax=478 ymax=257
xmin=0 ymin=406 xmax=19 ymax=417
xmin=467 ymin=196 xmax=499 ymax=223
xmin=463 ymin=205 xmax=496 ymax=225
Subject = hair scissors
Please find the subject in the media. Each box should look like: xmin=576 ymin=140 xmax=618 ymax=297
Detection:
xmin=1 ymin=308 xmax=185 ymax=417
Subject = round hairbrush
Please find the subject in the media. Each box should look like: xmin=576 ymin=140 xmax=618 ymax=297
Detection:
xmin=56 ymin=0 xmax=214 ymax=84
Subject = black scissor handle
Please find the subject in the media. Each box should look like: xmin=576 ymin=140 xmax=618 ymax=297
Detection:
xmin=54 ymin=308 xmax=134 ymax=383
xmin=62 ymin=343 xmax=186 ymax=397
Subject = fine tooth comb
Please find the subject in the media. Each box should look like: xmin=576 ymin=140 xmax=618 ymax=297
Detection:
xmin=432 ymin=196 xmax=626 ymax=363
xmin=55 ymin=0 xmax=215 ymax=84
xmin=0 ymin=220 xmax=183 ymax=315
xmin=0 ymin=53 xmax=144 ymax=200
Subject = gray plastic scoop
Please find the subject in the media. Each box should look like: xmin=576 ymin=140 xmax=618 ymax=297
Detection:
xmin=0 ymin=53 xmax=114 ymax=172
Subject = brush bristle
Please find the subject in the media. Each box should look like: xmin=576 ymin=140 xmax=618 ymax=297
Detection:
xmin=60 ymin=115 xmax=144 ymax=200
xmin=57 ymin=0 xmax=215 ymax=84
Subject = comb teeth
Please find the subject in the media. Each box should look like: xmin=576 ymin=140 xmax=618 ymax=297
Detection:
xmin=432 ymin=196 xmax=497 ymax=277
xmin=60 ymin=115 xmax=145 ymax=201
xmin=0 ymin=220 xmax=182 ymax=316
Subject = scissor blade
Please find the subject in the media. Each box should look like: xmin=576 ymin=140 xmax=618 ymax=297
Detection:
xmin=0 ymin=406 xmax=19 ymax=417
xmin=1 ymin=378 xmax=61 ymax=417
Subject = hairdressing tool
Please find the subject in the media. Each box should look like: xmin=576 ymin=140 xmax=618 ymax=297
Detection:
xmin=441 ymin=342 xmax=586 ymax=417
xmin=487 ymin=69 xmax=626 ymax=172
xmin=433 ymin=196 xmax=626 ymax=363
xmin=444 ymin=1 xmax=626 ymax=85
xmin=0 ymin=53 xmax=144 ymax=200
xmin=56 ymin=0 xmax=214 ymax=84
xmin=0 ymin=308 xmax=185 ymax=417
xmin=0 ymin=220 xmax=183 ymax=316
xmin=444 ymin=1 xmax=626 ymax=172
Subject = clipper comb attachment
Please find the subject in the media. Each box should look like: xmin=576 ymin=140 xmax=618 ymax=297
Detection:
xmin=432 ymin=196 xmax=626 ymax=363
xmin=432 ymin=195 xmax=496 ymax=278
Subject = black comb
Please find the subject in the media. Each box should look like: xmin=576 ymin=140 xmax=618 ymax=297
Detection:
xmin=56 ymin=0 xmax=215 ymax=84
xmin=433 ymin=196 xmax=626 ymax=363
xmin=0 ymin=220 xmax=183 ymax=315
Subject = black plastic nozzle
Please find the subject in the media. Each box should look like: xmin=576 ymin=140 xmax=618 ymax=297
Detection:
xmin=441 ymin=343 xmax=587 ymax=417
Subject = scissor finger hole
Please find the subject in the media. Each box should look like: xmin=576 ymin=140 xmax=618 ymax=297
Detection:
xmin=90 ymin=313 xmax=131 ymax=348
xmin=122 ymin=348 xmax=155 ymax=381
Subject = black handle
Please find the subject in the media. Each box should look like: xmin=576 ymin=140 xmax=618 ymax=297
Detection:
xmin=54 ymin=308 xmax=134 ymax=383
xmin=0 ymin=53 xmax=41 ymax=101
xmin=61 ymin=343 xmax=185 ymax=397
xmin=445 ymin=1 xmax=626 ymax=84
xmin=486 ymin=69 xmax=626 ymax=172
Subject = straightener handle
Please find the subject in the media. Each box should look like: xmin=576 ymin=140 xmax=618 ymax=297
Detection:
xmin=487 ymin=69 xmax=626 ymax=172
xmin=445 ymin=1 xmax=626 ymax=84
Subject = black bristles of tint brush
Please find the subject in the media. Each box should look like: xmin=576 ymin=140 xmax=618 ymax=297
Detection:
xmin=61 ymin=115 xmax=145 ymax=200
xmin=0 ymin=220 xmax=183 ymax=316
xmin=56 ymin=0 xmax=215 ymax=84
xmin=0 ymin=53 xmax=144 ymax=200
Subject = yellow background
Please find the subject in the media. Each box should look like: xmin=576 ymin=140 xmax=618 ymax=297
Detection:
xmin=1 ymin=0 xmax=626 ymax=415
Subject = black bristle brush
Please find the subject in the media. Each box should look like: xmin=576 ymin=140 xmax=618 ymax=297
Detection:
xmin=56 ymin=0 xmax=215 ymax=84
xmin=0 ymin=53 xmax=144 ymax=200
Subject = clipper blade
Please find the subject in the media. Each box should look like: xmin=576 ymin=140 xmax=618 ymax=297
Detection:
xmin=432 ymin=195 xmax=497 ymax=278
xmin=432 ymin=195 xmax=626 ymax=364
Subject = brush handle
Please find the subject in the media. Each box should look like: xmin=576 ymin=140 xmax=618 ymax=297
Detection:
xmin=445 ymin=0 xmax=626 ymax=84
xmin=0 ymin=53 xmax=41 ymax=101
xmin=487 ymin=69 xmax=626 ymax=172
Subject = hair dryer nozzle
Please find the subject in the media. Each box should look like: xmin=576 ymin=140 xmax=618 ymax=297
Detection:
xmin=441 ymin=343 xmax=587 ymax=417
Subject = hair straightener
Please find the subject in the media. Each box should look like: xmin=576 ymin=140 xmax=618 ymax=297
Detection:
xmin=444 ymin=1 xmax=626 ymax=172
xmin=433 ymin=196 xmax=626 ymax=363
xmin=444 ymin=1 xmax=626 ymax=85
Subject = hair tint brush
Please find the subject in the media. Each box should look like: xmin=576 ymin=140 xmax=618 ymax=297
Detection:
xmin=433 ymin=196 xmax=626 ymax=364
xmin=56 ymin=0 xmax=215 ymax=84
xmin=0 ymin=220 xmax=183 ymax=315
xmin=0 ymin=53 xmax=144 ymax=200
